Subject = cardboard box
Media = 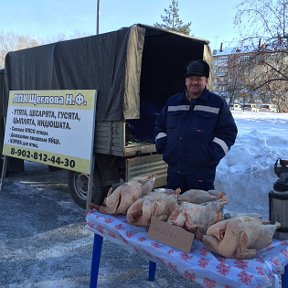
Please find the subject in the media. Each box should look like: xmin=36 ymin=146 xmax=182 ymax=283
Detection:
xmin=148 ymin=217 xmax=194 ymax=254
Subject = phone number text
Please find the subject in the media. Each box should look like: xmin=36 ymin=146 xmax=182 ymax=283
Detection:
xmin=10 ymin=148 xmax=76 ymax=168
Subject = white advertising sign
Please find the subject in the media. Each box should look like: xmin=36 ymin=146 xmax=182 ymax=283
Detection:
xmin=2 ymin=90 xmax=97 ymax=174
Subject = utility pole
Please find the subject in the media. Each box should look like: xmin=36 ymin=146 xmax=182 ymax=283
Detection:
xmin=96 ymin=0 xmax=100 ymax=35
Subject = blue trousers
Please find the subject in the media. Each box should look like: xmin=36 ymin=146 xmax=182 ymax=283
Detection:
xmin=166 ymin=169 xmax=215 ymax=193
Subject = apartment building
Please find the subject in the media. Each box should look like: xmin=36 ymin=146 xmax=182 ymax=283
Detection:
xmin=212 ymin=44 xmax=255 ymax=103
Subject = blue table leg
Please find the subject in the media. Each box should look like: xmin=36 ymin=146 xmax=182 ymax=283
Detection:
xmin=148 ymin=261 xmax=156 ymax=281
xmin=282 ymin=264 xmax=288 ymax=288
xmin=89 ymin=234 xmax=103 ymax=288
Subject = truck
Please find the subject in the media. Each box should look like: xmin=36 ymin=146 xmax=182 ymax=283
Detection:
xmin=2 ymin=24 xmax=212 ymax=208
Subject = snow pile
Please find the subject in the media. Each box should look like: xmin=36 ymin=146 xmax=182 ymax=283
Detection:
xmin=215 ymin=111 xmax=288 ymax=219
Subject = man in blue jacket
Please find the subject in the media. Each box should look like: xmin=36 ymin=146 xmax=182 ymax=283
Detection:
xmin=155 ymin=60 xmax=238 ymax=192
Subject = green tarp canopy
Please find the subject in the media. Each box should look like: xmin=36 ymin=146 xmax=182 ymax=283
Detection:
xmin=4 ymin=24 xmax=210 ymax=121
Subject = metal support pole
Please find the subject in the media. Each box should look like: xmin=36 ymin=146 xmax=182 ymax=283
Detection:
xmin=96 ymin=0 xmax=100 ymax=35
xmin=89 ymin=234 xmax=103 ymax=288
xmin=0 ymin=155 xmax=7 ymax=191
xmin=282 ymin=264 xmax=288 ymax=288
xmin=148 ymin=261 xmax=156 ymax=281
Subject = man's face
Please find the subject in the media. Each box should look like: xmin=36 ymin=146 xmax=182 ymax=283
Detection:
xmin=185 ymin=75 xmax=207 ymax=98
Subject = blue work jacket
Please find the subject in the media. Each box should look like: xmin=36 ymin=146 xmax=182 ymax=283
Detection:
xmin=154 ymin=88 xmax=238 ymax=176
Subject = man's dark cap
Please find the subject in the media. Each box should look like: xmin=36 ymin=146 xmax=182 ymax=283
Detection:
xmin=185 ymin=60 xmax=210 ymax=78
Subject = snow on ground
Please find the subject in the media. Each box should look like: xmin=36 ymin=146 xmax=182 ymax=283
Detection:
xmin=215 ymin=111 xmax=288 ymax=219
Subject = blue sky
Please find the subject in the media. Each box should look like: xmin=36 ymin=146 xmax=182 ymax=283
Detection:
xmin=0 ymin=0 xmax=243 ymax=49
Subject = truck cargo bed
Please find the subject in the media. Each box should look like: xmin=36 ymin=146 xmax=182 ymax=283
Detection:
xmin=95 ymin=121 xmax=156 ymax=157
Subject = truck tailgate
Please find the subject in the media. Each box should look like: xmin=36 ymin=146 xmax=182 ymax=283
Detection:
xmin=125 ymin=154 xmax=167 ymax=188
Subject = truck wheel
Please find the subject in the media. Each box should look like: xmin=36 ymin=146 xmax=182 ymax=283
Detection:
xmin=68 ymin=170 xmax=104 ymax=209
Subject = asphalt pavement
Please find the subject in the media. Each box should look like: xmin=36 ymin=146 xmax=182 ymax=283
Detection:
xmin=0 ymin=161 xmax=201 ymax=288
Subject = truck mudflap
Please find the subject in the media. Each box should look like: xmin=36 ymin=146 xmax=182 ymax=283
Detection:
xmin=125 ymin=154 xmax=167 ymax=188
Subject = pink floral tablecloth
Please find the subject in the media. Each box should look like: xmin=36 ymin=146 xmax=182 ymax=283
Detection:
xmin=86 ymin=210 xmax=288 ymax=288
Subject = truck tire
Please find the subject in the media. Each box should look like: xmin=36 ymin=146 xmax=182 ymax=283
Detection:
xmin=68 ymin=170 xmax=104 ymax=209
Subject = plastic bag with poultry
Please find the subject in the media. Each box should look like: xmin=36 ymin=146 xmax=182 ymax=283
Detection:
xmin=126 ymin=188 xmax=180 ymax=227
xmin=90 ymin=175 xmax=156 ymax=215
xmin=202 ymin=216 xmax=281 ymax=259
xmin=167 ymin=200 xmax=228 ymax=239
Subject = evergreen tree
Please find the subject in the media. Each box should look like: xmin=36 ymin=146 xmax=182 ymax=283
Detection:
xmin=154 ymin=0 xmax=191 ymax=35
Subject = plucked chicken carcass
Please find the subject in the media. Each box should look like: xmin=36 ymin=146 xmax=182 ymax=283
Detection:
xmin=96 ymin=175 xmax=156 ymax=215
xmin=202 ymin=216 xmax=281 ymax=259
xmin=126 ymin=188 xmax=180 ymax=227
xmin=167 ymin=200 xmax=228 ymax=239
xmin=178 ymin=189 xmax=226 ymax=204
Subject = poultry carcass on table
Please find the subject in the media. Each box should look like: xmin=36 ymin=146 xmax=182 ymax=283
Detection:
xmin=126 ymin=188 xmax=181 ymax=227
xmin=202 ymin=216 xmax=281 ymax=259
xmin=178 ymin=189 xmax=226 ymax=204
xmin=94 ymin=175 xmax=156 ymax=215
xmin=167 ymin=200 xmax=228 ymax=239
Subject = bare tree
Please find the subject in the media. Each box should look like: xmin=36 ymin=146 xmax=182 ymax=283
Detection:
xmin=234 ymin=0 xmax=288 ymax=111
xmin=225 ymin=54 xmax=249 ymax=104
xmin=0 ymin=32 xmax=39 ymax=69
xmin=0 ymin=31 xmax=88 ymax=69
xmin=154 ymin=0 xmax=191 ymax=35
